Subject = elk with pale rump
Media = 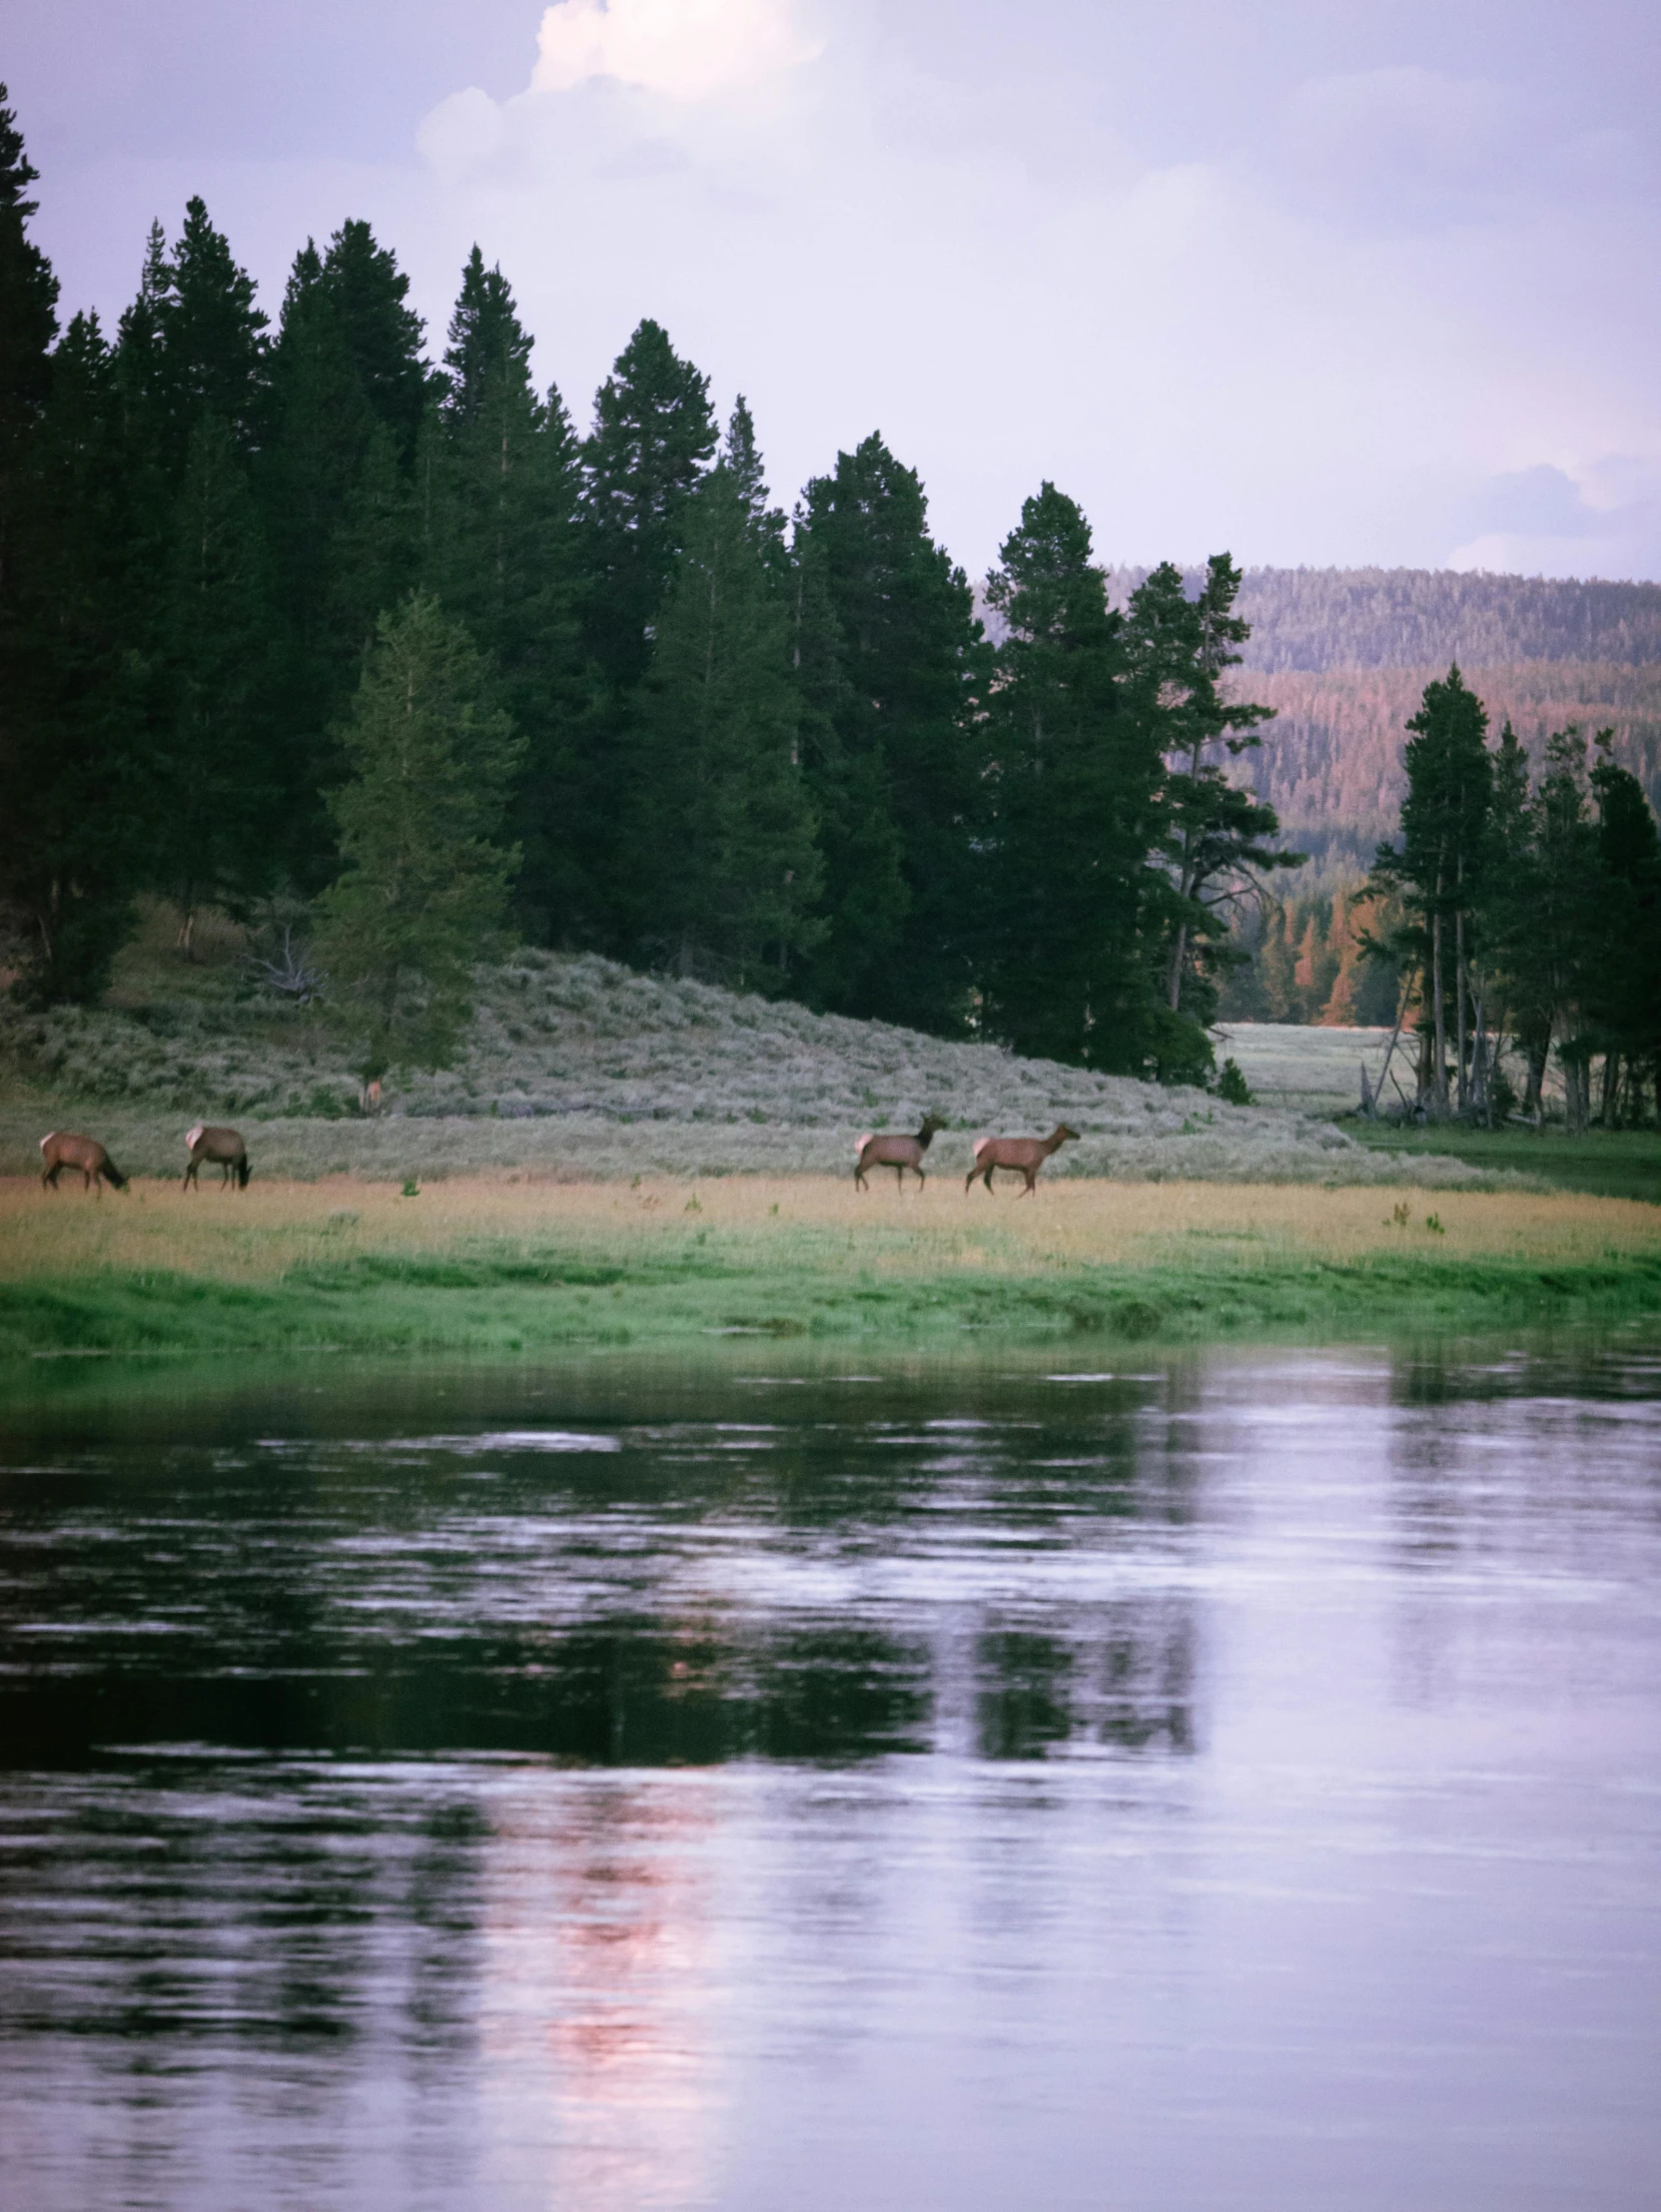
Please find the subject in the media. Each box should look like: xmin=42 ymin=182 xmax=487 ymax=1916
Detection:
xmin=965 ymin=1123 xmax=1080 ymax=1195
xmin=183 ymin=1123 xmax=251 ymax=1189
xmin=854 ymin=1112 xmax=948 ymax=1192
xmin=40 ymin=1131 xmax=129 ymax=1194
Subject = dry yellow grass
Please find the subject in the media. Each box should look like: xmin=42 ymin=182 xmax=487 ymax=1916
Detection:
xmin=4 ymin=1171 xmax=1653 ymax=1287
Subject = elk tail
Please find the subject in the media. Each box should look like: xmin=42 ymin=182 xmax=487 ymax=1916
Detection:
xmin=854 ymin=1133 xmax=873 ymax=1157
xmin=185 ymin=1122 xmax=205 ymax=1151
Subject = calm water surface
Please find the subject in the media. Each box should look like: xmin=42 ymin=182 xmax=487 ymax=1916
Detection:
xmin=2 ymin=1341 xmax=1659 ymax=2211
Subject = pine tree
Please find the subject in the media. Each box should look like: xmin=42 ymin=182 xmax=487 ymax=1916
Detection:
xmin=1370 ymin=666 xmax=1493 ymax=1112
xmin=1588 ymin=747 xmax=1661 ymax=1121
xmin=426 ymin=248 xmax=590 ymax=941
xmin=580 ymin=318 xmax=717 ymax=693
xmin=314 ymin=593 xmax=524 ymax=1082
xmin=1125 ymin=556 xmax=1298 ymax=1047
xmin=978 ymin=481 xmax=1158 ymax=1066
xmin=795 ymin=433 xmax=989 ymax=1031
xmin=150 ymin=413 xmax=278 ymax=950
xmin=116 ymin=198 xmax=268 ymax=480
xmin=0 ymin=98 xmax=151 ymax=1002
xmin=786 ymin=511 xmax=907 ymax=1013
xmin=0 ymin=312 xmax=155 ymax=1002
xmin=1480 ymin=720 xmax=1553 ymax=1114
xmin=259 ymin=222 xmax=431 ymax=884
xmin=628 ymin=404 xmax=821 ymax=985
xmin=1526 ymin=729 xmax=1605 ymax=1130
xmin=0 ymin=81 xmax=58 ymax=606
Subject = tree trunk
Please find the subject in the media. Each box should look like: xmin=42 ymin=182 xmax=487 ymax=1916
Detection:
xmin=1456 ymin=912 xmax=1469 ymax=1113
xmin=1167 ymin=919 xmax=1188 ymax=1013
xmin=1522 ymin=1026 xmax=1551 ymax=1122
xmin=1431 ymin=907 xmax=1448 ymax=1115
xmin=1600 ymin=1051 xmax=1620 ymax=1129
xmin=1469 ymin=972 xmax=1489 ymax=1125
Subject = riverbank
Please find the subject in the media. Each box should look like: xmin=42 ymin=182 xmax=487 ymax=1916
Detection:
xmin=4 ymin=1174 xmax=1658 ymax=1372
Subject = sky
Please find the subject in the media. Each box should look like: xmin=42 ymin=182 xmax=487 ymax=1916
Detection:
xmin=8 ymin=0 xmax=1661 ymax=582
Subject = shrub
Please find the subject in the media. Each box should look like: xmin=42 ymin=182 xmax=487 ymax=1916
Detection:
xmin=1216 ymin=1058 xmax=1252 ymax=1106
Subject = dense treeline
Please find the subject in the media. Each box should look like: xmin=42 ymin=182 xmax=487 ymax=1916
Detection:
xmin=1364 ymin=669 xmax=1661 ymax=1127
xmin=1103 ymin=566 xmax=1661 ymax=672
xmin=0 ymin=88 xmax=1296 ymax=1085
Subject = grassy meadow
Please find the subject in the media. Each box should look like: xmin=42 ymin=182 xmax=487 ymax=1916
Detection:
xmin=5 ymin=1170 xmax=1658 ymax=1374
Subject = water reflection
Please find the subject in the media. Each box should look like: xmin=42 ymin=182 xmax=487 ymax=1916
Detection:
xmin=2 ymin=1339 xmax=1660 ymax=2210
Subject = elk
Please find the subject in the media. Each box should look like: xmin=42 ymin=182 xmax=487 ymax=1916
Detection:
xmin=40 ymin=1131 xmax=129 ymax=1194
xmin=183 ymin=1123 xmax=251 ymax=1190
xmin=854 ymin=1112 xmax=948 ymax=1192
xmin=965 ymin=1123 xmax=1080 ymax=1196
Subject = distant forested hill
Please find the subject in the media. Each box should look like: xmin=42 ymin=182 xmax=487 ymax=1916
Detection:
xmin=1104 ymin=566 xmax=1661 ymax=672
xmin=1097 ymin=570 xmax=1661 ymax=896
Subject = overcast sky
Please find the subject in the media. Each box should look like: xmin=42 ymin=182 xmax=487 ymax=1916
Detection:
xmin=9 ymin=0 xmax=1660 ymax=580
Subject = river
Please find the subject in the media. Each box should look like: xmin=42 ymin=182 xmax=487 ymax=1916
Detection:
xmin=3 ymin=1339 xmax=1659 ymax=2210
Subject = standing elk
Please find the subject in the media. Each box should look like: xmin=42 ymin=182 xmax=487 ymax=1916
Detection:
xmin=183 ymin=1123 xmax=251 ymax=1190
xmin=854 ymin=1112 xmax=948 ymax=1192
xmin=40 ymin=1131 xmax=129 ymax=1194
xmin=965 ymin=1123 xmax=1080 ymax=1196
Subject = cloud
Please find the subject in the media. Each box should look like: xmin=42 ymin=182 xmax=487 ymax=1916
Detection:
xmin=1277 ymin=66 xmax=1520 ymax=232
xmin=1448 ymin=459 xmax=1661 ymax=578
xmin=401 ymin=8 xmax=1661 ymax=580
xmin=530 ymin=0 xmax=822 ymax=102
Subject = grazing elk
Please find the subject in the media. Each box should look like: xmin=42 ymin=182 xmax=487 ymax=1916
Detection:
xmin=183 ymin=1123 xmax=251 ymax=1190
xmin=854 ymin=1112 xmax=948 ymax=1192
xmin=40 ymin=1131 xmax=129 ymax=1194
xmin=965 ymin=1123 xmax=1080 ymax=1196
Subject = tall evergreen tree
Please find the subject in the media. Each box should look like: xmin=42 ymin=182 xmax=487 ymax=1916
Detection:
xmin=627 ymin=403 xmax=821 ymax=985
xmin=1369 ymin=666 xmax=1493 ymax=1112
xmin=0 ymin=96 xmax=151 ymax=1002
xmin=980 ymin=482 xmax=1167 ymax=1070
xmin=1124 ymin=556 xmax=1296 ymax=1050
xmin=1524 ymin=729 xmax=1606 ymax=1130
xmin=1477 ymin=719 xmax=1552 ymax=1113
xmin=786 ymin=509 xmax=906 ymax=1011
xmin=115 ymin=198 xmax=268 ymax=478
xmin=795 ymin=432 xmax=989 ymax=1031
xmin=149 ymin=412 xmax=278 ymax=949
xmin=0 ymin=81 xmax=58 ymax=606
xmin=259 ymin=221 xmax=431 ymax=883
xmin=314 ymin=593 xmax=524 ymax=1082
xmin=579 ymin=318 xmax=717 ymax=694
xmin=0 ymin=311 xmax=155 ymax=1002
xmin=426 ymin=248 xmax=590 ymax=941
xmin=1587 ymin=746 xmax=1661 ymax=1120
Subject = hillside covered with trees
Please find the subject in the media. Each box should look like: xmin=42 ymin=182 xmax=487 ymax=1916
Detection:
xmin=0 ymin=84 xmax=1289 ymax=1089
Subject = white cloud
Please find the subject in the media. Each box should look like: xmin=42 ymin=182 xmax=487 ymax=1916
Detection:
xmin=530 ymin=0 xmax=822 ymax=102
xmin=398 ymin=6 xmax=1661 ymax=580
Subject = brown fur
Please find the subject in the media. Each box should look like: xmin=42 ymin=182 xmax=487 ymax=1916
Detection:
xmin=854 ymin=1112 xmax=947 ymax=1192
xmin=183 ymin=1122 xmax=251 ymax=1190
xmin=965 ymin=1123 xmax=1080 ymax=1196
xmin=39 ymin=1131 xmax=129 ymax=1194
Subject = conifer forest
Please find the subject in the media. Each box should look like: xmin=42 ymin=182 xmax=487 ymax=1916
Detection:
xmin=3 ymin=82 xmax=1659 ymax=1118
